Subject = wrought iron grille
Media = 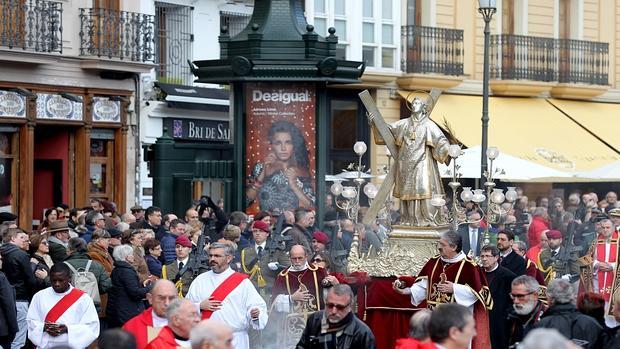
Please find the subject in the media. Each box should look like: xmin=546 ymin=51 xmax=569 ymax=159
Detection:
xmin=490 ymin=34 xmax=609 ymax=85
xmin=79 ymin=7 xmax=155 ymax=62
xmin=558 ymin=39 xmax=608 ymax=85
xmin=0 ymin=0 xmax=63 ymax=53
xmin=155 ymin=2 xmax=193 ymax=85
xmin=401 ymin=25 xmax=464 ymax=76
xmin=220 ymin=11 xmax=251 ymax=37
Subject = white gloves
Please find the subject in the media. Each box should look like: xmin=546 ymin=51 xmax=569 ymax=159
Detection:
xmin=561 ymin=274 xmax=571 ymax=281
xmin=268 ymin=262 xmax=279 ymax=271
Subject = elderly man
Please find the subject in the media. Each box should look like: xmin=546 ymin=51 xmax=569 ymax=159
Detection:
xmin=145 ymin=299 xmax=200 ymax=349
xmin=428 ymin=303 xmax=476 ymax=349
xmin=185 ymin=209 xmax=200 ymax=223
xmin=48 ymin=220 xmax=71 ymax=263
xmin=123 ymin=280 xmax=178 ymax=349
xmin=505 ymin=275 xmax=547 ymax=347
xmin=393 ymin=230 xmax=492 ymax=349
xmin=297 ymin=284 xmax=376 ymax=349
xmin=534 ymin=279 xmax=601 ymax=349
xmin=26 ymin=263 xmax=99 ymax=349
xmin=186 ymin=243 xmax=267 ymax=349
xmin=190 ymin=320 xmax=234 ymax=349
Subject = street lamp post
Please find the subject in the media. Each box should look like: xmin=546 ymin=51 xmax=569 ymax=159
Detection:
xmin=478 ymin=0 xmax=497 ymax=183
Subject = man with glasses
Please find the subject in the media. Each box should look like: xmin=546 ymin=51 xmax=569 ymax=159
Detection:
xmin=48 ymin=220 xmax=72 ymax=263
xmin=186 ymin=243 xmax=267 ymax=349
xmin=479 ymin=245 xmax=516 ymax=349
xmin=297 ymin=284 xmax=376 ymax=349
xmin=505 ymin=275 xmax=547 ymax=347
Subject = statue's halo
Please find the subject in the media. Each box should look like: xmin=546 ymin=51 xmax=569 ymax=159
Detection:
xmin=405 ymin=90 xmax=435 ymax=112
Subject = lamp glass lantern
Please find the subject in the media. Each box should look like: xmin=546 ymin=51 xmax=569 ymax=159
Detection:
xmin=478 ymin=0 xmax=497 ymax=9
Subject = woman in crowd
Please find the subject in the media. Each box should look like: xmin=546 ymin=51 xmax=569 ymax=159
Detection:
xmin=120 ymin=229 xmax=150 ymax=284
xmin=28 ymin=233 xmax=52 ymax=292
xmin=106 ymin=245 xmax=152 ymax=328
xmin=311 ymin=251 xmax=346 ymax=286
xmin=38 ymin=208 xmax=58 ymax=233
xmin=87 ymin=229 xmax=114 ymax=274
xmin=143 ymin=238 xmax=163 ymax=278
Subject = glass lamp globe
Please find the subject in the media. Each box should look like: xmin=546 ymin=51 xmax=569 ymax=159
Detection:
xmin=478 ymin=0 xmax=497 ymax=9
xmin=363 ymin=183 xmax=377 ymax=199
xmin=486 ymin=146 xmax=499 ymax=160
xmin=353 ymin=141 xmax=367 ymax=156
xmin=505 ymin=187 xmax=518 ymax=202
xmin=472 ymin=189 xmax=486 ymax=203
xmin=490 ymin=188 xmax=505 ymax=204
xmin=460 ymin=187 xmax=474 ymax=202
xmin=448 ymin=144 xmax=462 ymax=158
xmin=330 ymin=182 xmax=343 ymax=196
xmin=342 ymin=186 xmax=357 ymax=199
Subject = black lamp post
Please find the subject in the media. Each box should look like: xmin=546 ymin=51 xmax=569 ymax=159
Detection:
xmin=478 ymin=0 xmax=496 ymax=184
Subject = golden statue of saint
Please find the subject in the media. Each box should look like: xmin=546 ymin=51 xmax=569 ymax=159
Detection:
xmin=368 ymin=92 xmax=450 ymax=226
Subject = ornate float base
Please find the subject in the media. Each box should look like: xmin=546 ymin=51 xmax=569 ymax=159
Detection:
xmin=348 ymin=225 xmax=451 ymax=277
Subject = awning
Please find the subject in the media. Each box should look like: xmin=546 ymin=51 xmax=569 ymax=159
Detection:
xmin=397 ymin=92 xmax=620 ymax=175
xmin=547 ymin=98 xmax=620 ymax=153
xmin=154 ymin=82 xmax=229 ymax=112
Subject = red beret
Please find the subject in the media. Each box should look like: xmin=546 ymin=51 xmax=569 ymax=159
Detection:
xmin=175 ymin=235 xmax=193 ymax=248
xmin=545 ymin=230 xmax=562 ymax=240
xmin=312 ymin=231 xmax=330 ymax=245
xmin=252 ymin=220 xmax=270 ymax=233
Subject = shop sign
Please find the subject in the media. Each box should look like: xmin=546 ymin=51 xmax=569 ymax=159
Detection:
xmin=0 ymin=91 xmax=26 ymax=118
xmin=36 ymin=93 xmax=83 ymax=121
xmin=92 ymin=97 xmax=121 ymax=123
xmin=168 ymin=118 xmax=230 ymax=142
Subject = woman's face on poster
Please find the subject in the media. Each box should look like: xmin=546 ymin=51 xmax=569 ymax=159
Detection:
xmin=271 ymin=131 xmax=294 ymax=162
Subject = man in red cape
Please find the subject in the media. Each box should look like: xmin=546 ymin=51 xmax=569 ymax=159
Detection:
xmin=123 ymin=280 xmax=177 ymax=349
xmin=145 ymin=299 xmax=200 ymax=349
xmin=394 ymin=231 xmax=492 ymax=349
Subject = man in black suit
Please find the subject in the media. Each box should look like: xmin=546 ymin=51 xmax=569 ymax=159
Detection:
xmin=458 ymin=211 xmax=484 ymax=257
xmin=497 ymin=230 xmax=527 ymax=276
xmin=480 ymin=245 xmax=516 ymax=349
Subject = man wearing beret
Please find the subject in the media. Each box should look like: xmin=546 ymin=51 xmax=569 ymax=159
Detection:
xmin=539 ymin=230 xmax=580 ymax=283
xmin=311 ymin=231 xmax=330 ymax=253
xmin=240 ymin=220 xmax=289 ymax=299
xmin=162 ymin=236 xmax=209 ymax=297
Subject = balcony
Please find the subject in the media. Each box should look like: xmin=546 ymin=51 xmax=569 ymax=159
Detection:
xmin=490 ymin=34 xmax=609 ymax=98
xmin=79 ymin=7 xmax=155 ymax=71
xmin=0 ymin=0 xmax=63 ymax=54
xmin=397 ymin=25 xmax=464 ymax=90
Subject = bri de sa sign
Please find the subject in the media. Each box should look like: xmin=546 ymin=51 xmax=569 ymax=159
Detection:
xmin=167 ymin=118 xmax=230 ymax=142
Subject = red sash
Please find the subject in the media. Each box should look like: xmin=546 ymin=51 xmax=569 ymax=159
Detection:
xmin=201 ymin=272 xmax=247 ymax=319
xmin=45 ymin=288 xmax=85 ymax=323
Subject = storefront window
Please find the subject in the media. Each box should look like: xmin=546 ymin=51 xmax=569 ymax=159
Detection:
xmin=89 ymin=136 xmax=114 ymax=200
xmin=0 ymin=132 xmax=17 ymax=210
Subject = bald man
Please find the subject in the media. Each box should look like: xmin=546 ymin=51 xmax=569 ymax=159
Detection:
xmin=190 ymin=320 xmax=233 ymax=349
xmin=123 ymin=279 xmax=178 ymax=349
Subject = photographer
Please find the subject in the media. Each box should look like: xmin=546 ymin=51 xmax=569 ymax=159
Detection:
xmin=195 ymin=195 xmax=228 ymax=243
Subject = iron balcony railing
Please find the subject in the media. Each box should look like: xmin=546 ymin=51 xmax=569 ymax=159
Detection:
xmin=401 ymin=25 xmax=464 ymax=76
xmin=79 ymin=8 xmax=155 ymax=62
xmin=491 ymin=34 xmax=609 ymax=85
xmin=0 ymin=0 xmax=63 ymax=53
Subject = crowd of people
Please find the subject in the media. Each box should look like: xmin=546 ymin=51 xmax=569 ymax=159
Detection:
xmin=0 ymin=189 xmax=620 ymax=349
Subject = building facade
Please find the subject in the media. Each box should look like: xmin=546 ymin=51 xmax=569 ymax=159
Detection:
xmin=0 ymin=0 xmax=154 ymax=228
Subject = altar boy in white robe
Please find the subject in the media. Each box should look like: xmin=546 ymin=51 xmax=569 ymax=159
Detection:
xmin=26 ymin=263 xmax=99 ymax=349
xmin=186 ymin=242 xmax=267 ymax=349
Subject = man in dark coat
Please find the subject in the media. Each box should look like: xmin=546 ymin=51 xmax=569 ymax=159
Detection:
xmin=47 ymin=220 xmax=71 ymax=263
xmin=287 ymin=209 xmax=314 ymax=252
xmin=534 ymin=278 xmax=602 ymax=349
xmin=505 ymin=275 xmax=547 ymax=348
xmin=457 ymin=211 xmax=484 ymax=257
xmin=498 ymin=230 xmax=526 ymax=276
xmin=0 ymin=254 xmax=18 ymax=349
xmin=296 ymin=284 xmax=376 ymax=349
xmin=0 ymin=228 xmax=47 ymax=349
xmin=480 ymin=245 xmax=516 ymax=349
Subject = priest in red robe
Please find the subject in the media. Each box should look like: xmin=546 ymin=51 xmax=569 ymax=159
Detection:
xmin=393 ymin=230 xmax=492 ymax=349
xmin=145 ymin=299 xmax=200 ymax=349
xmin=270 ymin=245 xmax=328 ymax=348
xmin=122 ymin=280 xmax=178 ymax=349
xmin=589 ymin=218 xmax=620 ymax=327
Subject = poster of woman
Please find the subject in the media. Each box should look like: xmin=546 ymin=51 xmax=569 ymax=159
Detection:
xmin=245 ymin=83 xmax=316 ymax=214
